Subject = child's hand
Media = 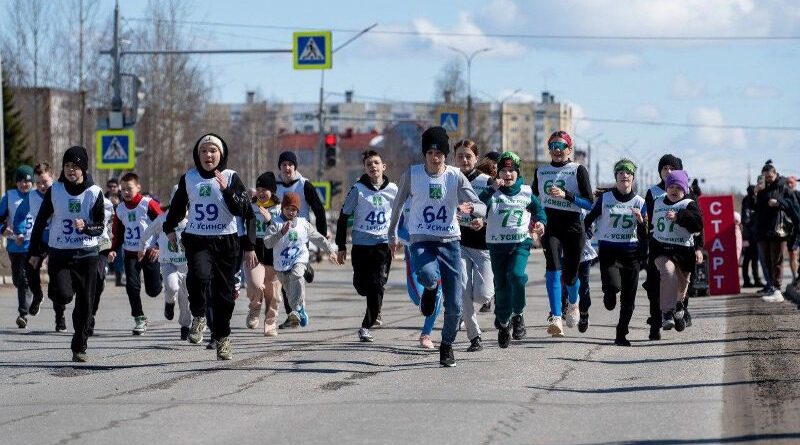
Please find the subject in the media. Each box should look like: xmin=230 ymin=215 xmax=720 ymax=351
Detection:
xmin=457 ymin=202 xmax=474 ymax=215
xmin=695 ymin=250 xmax=704 ymax=265
xmin=549 ymin=186 xmax=566 ymax=199
xmin=108 ymin=251 xmax=117 ymax=262
xmin=166 ymin=232 xmax=178 ymax=252
xmin=74 ymin=219 xmax=86 ymax=232
xmin=529 ymin=221 xmax=545 ymax=239
xmin=214 ymin=170 xmax=228 ymax=191
xmin=244 ymin=250 xmax=258 ymax=269
xmin=469 ymin=218 xmax=484 ymax=231
xmin=665 ymin=210 xmax=677 ymax=221
xmin=257 ymin=206 xmax=272 ymax=222
xmin=137 ymin=250 xmax=145 ymax=262
xmin=389 ymin=241 xmax=400 ymax=261
xmin=631 ymin=208 xmax=643 ymax=224
xmin=336 ymin=250 xmax=347 ymax=265
xmin=280 ymin=221 xmax=291 ymax=235
xmin=2 ymin=227 xmax=13 ymax=237
xmin=28 ymin=256 xmax=40 ymax=268
xmin=145 ymin=248 xmax=159 ymax=262
xmin=328 ymin=252 xmax=339 ymax=264
xmin=14 ymin=234 xmax=24 ymax=246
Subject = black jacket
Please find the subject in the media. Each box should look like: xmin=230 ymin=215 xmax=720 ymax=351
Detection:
xmin=755 ymin=176 xmax=793 ymax=241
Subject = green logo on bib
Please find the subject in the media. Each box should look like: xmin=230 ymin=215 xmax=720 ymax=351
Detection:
xmin=68 ymin=199 xmax=81 ymax=213
xmin=128 ymin=213 xmax=137 ymax=222
xmin=199 ymin=184 xmax=211 ymax=197
xmin=288 ymin=231 xmax=298 ymax=242
xmin=372 ymin=195 xmax=382 ymax=206
xmin=429 ymin=184 xmax=443 ymax=200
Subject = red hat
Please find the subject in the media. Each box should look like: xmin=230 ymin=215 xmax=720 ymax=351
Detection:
xmin=547 ymin=130 xmax=573 ymax=148
xmin=281 ymin=192 xmax=301 ymax=210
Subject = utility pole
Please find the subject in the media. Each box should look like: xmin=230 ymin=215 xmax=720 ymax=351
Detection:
xmin=0 ymin=52 xmax=6 ymax=195
xmin=78 ymin=0 xmax=86 ymax=145
xmin=447 ymin=46 xmax=491 ymax=137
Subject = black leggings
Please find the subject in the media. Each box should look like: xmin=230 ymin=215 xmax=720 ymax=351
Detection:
xmin=351 ymin=244 xmax=392 ymax=329
xmin=47 ymin=250 xmax=99 ymax=353
xmin=542 ymin=229 xmax=585 ymax=285
xmin=599 ymin=248 xmax=640 ymax=337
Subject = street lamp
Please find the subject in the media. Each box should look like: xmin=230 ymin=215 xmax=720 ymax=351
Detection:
xmin=447 ymin=46 xmax=491 ymax=137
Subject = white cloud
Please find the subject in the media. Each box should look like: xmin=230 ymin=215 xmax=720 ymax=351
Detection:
xmin=412 ymin=12 xmax=525 ymax=58
xmin=479 ymin=0 xmax=525 ymax=28
xmin=742 ymin=85 xmax=781 ymax=99
xmin=673 ymin=74 xmax=705 ymax=99
xmin=688 ymin=107 xmax=747 ymax=149
xmin=570 ymin=103 xmax=592 ymax=134
xmin=495 ymin=88 xmax=537 ymax=103
xmin=632 ymin=104 xmax=662 ymax=120
xmin=588 ymin=53 xmax=644 ymax=72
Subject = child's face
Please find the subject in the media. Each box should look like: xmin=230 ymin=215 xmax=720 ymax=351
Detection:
xmin=198 ymin=144 xmax=221 ymax=171
xmin=455 ymin=148 xmax=477 ymax=173
xmin=16 ymin=179 xmax=32 ymax=194
xmin=667 ymin=184 xmax=685 ymax=201
xmin=63 ymin=162 xmax=83 ymax=183
xmin=615 ymin=170 xmax=634 ymax=190
xmin=363 ymin=155 xmax=385 ymax=182
xmin=498 ymin=166 xmax=518 ymax=183
xmin=424 ymin=149 xmax=446 ymax=170
xmin=34 ymin=173 xmax=53 ymax=194
xmin=255 ymin=187 xmax=272 ymax=203
xmin=120 ymin=180 xmax=141 ymax=202
xmin=548 ymin=144 xmax=571 ymax=163
xmin=280 ymin=161 xmax=296 ymax=179
xmin=282 ymin=205 xmax=299 ymax=220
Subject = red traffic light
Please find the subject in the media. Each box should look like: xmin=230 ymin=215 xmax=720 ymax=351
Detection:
xmin=324 ymin=133 xmax=337 ymax=148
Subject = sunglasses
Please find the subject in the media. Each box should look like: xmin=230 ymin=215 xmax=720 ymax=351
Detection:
xmin=548 ymin=141 xmax=570 ymax=151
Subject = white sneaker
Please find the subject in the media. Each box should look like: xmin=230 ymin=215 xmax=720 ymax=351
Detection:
xmin=564 ymin=304 xmax=579 ymax=328
xmin=547 ymin=316 xmax=565 ymax=337
xmin=246 ymin=308 xmax=260 ymax=329
xmin=761 ymin=289 xmax=785 ymax=303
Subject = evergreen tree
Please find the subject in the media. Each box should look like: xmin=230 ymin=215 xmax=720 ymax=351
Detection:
xmin=2 ymin=79 xmax=33 ymax=190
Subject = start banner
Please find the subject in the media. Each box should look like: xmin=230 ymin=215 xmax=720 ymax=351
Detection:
xmin=698 ymin=195 xmax=740 ymax=296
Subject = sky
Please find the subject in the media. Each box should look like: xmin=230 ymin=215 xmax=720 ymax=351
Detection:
xmin=5 ymin=0 xmax=800 ymax=192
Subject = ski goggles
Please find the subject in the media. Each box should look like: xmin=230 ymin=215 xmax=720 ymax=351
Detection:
xmin=548 ymin=141 xmax=570 ymax=151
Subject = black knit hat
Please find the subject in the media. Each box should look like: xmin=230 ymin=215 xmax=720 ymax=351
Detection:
xmin=256 ymin=171 xmax=277 ymax=193
xmin=63 ymin=146 xmax=89 ymax=172
xmin=657 ymin=154 xmax=683 ymax=173
xmin=421 ymin=126 xmax=450 ymax=156
xmin=278 ymin=151 xmax=298 ymax=169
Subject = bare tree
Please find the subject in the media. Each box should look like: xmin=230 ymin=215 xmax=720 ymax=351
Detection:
xmin=433 ymin=58 xmax=466 ymax=104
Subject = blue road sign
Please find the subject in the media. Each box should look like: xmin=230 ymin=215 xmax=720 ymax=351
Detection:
xmin=440 ymin=112 xmax=460 ymax=134
xmin=293 ymin=31 xmax=332 ymax=70
xmin=96 ymin=129 xmax=135 ymax=169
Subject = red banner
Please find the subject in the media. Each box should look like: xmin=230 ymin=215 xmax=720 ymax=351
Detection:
xmin=698 ymin=195 xmax=741 ymax=296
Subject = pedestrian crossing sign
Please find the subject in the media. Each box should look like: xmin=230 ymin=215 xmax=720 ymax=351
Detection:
xmin=440 ymin=112 xmax=460 ymax=133
xmin=293 ymin=31 xmax=332 ymax=70
xmin=96 ymin=129 xmax=135 ymax=170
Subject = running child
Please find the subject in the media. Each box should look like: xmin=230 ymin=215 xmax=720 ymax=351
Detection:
xmin=1 ymin=165 xmax=34 ymax=328
xmin=263 ymin=192 xmax=338 ymax=327
xmin=388 ymin=126 xmax=486 ymax=367
xmin=479 ymin=152 xmax=546 ymax=348
xmin=454 ymin=139 xmax=494 ymax=352
xmin=649 ymin=170 xmax=704 ymax=333
xmin=164 ymin=133 xmax=252 ymax=360
xmin=335 ymin=150 xmax=398 ymax=342
xmin=12 ymin=163 xmax=53 ymax=326
xmin=111 ymin=172 xmax=163 ymax=335
xmin=584 ymin=159 xmax=648 ymax=346
xmin=533 ymin=131 xmax=594 ymax=337
xmin=139 ymin=187 xmax=191 ymax=340
xmin=245 ymin=172 xmax=282 ymax=337
xmin=28 ymin=146 xmax=106 ymax=362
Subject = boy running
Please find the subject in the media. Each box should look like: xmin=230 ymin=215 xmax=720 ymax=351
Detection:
xmin=1 ymin=165 xmax=34 ymax=328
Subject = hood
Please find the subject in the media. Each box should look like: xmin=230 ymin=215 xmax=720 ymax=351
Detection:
xmin=357 ymin=173 xmax=391 ymax=191
xmin=192 ymin=133 xmax=230 ymax=178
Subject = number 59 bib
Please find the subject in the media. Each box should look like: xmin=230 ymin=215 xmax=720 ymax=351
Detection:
xmin=185 ymin=168 xmax=237 ymax=236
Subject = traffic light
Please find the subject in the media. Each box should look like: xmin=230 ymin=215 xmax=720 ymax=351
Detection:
xmin=331 ymin=180 xmax=342 ymax=197
xmin=324 ymin=133 xmax=338 ymax=168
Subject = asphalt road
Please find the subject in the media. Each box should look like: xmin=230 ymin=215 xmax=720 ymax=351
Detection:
xmin=1 ymin=251 xmax=798 ymax=445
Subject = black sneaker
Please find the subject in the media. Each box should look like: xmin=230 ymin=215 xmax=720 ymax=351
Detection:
xmin=649 ymin=326 xmax=661 ymax=340
xmin=420 ymin=286 xmax=438 ymax=317
xmin=16 ymin=315 xmax=27 ymax=329
xmin=55 ymin=315 xmax=67 ymax=332
xmin=511 ymin=314 xmax=526 ymax=340
xmin=28 ymin=297 xmax=42 ymax=316
xmin=278 ymin=316 xmax=300 ymax=329
xmin=164 ymin=302 xmax=175 ymax=320
xmin=603 ymin=292 xmax=616 ymax=310
xmin=674 ymin=308 xmax=686 ymax=332
xmin=498 ymin=323 xmax=511 ymax=348
xmin=662 ymin=312 xmax=675 ymax=330
xmin=304 ymin=264 xmax=315 ymax=283
xmin=578 ymin=312 xmax=589 ymax=333
xmin=614 ymin=336 xmax=631 ymax=347
xmin=72 ymin=351 xmax=88 ymax=362
xmin=180 ymin=326 xmax=190 ymax=341
xmin=683 ymin=308 xmax=692 ymax=327
xmin=479 ymin=300 xmax=492 ymax=313
xmin=206 ymin=338 xmax=217 ymax=350
xmin=439 ymin=343 xmax=455 ymax=367
xmin=466 ymin=336 xmax=483 ymax=352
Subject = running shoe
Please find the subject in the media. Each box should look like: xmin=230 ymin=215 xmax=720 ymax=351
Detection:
xmin=164 ymin=302 xmax=175 ymax=321
xmin=649 ymin=326 xmax=661 ymax=341
xmin=419 ymin=334 xmax=435 ymax=349
xmin=216 ymin=337 xmax=232 ymax=360
xmin=662 ymin=312 xmax=675 ymax=330
xmin=264 ymin=323 xmax=278 ymax=337
xmin=72 ymin=351 xmax=88 ymax=363
xmin=564 ymin=303 xmax=580 ymax=328
xmin=28 ymin=297 xmax=42 ymax=316
xmin=180 ymin=326 xmax=190 ymax=341
xmin=358 ymin=327 xmax=374 ymax=342
xmin=761 ymin=289 xmax=785 ymax=303
xmin=297 ymin=306 xmax=309 ymax=327
xmin=603 ymin=292 xmax=616 ymax=310
xmin=246 ymin=307 xmax=260 ymax=329
xmin=578 ymin=312 xmax=589 ymax=333
xmin=439 ymin=343 xmax=456 ymax=367
xmin=55 ymin=314 xmax=67 ymax=332
xmin=373 ymin=313 xmax=383 ymax=328
xmin=614 ymin=336 xmax=631 ymax=347
xmin=132 ymin=316 xmax=148 ymax=335
xmin=188 ymin=316 xmax=207 ymax=344
xmin=498 ymin=324 xmax=511 ymax=349
xmin=684 ymin=308 xmax=693 ymax=327
xmin=467 ymin=336 xmax=483 ymax=352
xmin=547 ymin=316 xmax=565 ymax=337
xmin=304 ymin=264 xmax=315 ymax=283
xmin=673 ymin=304 xmax=686 ymax=332
xmin=511 ymin=314 xmax=526 ymax=340
xmin=278 ymin=316 xmax=300 ymax=329
xmin=16 ymin=315 xmax=27 ymax=329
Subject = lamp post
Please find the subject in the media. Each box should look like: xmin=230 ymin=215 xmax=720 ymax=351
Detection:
xmin=447 ymin=46 xmax=491 ymax=137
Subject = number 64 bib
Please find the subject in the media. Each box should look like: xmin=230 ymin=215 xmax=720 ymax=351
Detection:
xmin=408 ymin=164 xmax=461 ymax=238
